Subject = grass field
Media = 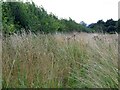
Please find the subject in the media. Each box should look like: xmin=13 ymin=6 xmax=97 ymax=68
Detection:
xmin=2 ymin=32 xmax=118 ymax=88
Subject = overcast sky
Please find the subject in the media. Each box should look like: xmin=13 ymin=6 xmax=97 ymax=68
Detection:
xmin=33 ymin=0 xmax=119 ymax=25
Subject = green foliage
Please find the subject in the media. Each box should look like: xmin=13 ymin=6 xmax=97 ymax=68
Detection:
xmin=2 ymin=1 xmax=118 ymax=34
xmin=2 ymin=1 xmax=92 ymax=34
xmin=118 ymin=19 xmax=120 ymax=33
xmin=88 ymin=19 xmax=118 ymax=33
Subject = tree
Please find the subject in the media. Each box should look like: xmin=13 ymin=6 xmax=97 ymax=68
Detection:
xmin=80 ymin=21 xmax=87 ymax=27
xmin=4 ymin=0 xmax=115 ymax=34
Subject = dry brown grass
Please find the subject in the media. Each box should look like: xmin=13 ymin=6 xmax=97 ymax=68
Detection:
xmin=2 ymin=32 xmax=118 ymax=88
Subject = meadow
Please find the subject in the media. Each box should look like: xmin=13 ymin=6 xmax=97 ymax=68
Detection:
xmin=2 ymin=32 xmax=118 ymax=88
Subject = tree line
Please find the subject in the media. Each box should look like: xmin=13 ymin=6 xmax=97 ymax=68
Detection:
xmin=2 ymin=0 xmax=119 ymax=35
xmin=88 ymin=19 xmax=118 ymax=34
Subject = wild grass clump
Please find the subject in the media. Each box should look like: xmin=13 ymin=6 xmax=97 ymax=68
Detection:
xmin=2 ymin=32 xmax=118 ymax=88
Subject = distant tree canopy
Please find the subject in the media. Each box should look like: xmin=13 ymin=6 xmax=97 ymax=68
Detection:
xmin=118 ymin=19 xmax=120 ymax=33
xmin=88 ymin=19 xmax=118 ymax=34
xmin=2 ymin=1 xmax=119 ymax=35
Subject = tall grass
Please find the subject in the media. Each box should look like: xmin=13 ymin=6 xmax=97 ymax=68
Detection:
xmin=2 ymin=32 xmax=118 ymax=88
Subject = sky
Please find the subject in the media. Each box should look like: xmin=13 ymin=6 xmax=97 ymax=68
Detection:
xmin=33 ymin=0 xmax=119 ymax=25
